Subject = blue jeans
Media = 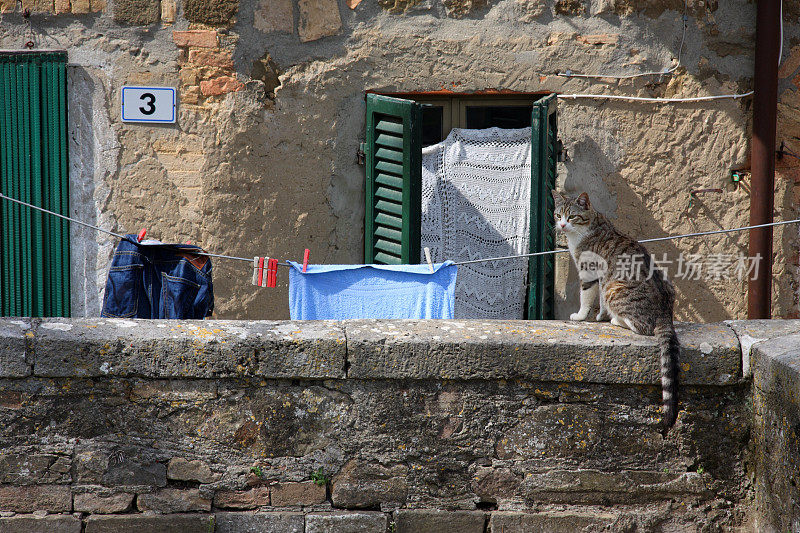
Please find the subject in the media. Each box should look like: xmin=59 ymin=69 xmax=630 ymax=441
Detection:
xmin=101 ymin=235 xmax=214 ymax=319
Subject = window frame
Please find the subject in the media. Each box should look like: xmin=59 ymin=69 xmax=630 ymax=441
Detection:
xmin=363 ymin=91 xmax=556 ymax=319
xmin=373 ymin=92 xmax=549 ymax=143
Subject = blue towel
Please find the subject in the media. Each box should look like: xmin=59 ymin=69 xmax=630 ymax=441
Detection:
xmin=288 ymin=261 xmax=458 ymax=320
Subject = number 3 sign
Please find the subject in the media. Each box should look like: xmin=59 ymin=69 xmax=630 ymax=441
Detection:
xmin=121 ymin=86 xmax=177 ymax=123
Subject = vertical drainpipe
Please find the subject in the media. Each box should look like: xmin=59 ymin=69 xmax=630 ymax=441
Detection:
xmin=748 ymin=0 xmax=780 ymax=319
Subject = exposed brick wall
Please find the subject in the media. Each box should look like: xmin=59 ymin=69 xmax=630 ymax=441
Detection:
xmin=172 ymin=30 xmax=243 ymax=105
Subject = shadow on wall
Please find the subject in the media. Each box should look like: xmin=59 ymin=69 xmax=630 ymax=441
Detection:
xmin=557 ymin=136 xmax=731 ymax=322
xmin=613 ymin=179 xmax=730 ymax=321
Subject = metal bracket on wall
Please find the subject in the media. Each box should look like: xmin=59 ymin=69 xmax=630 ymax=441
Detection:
xmin=356 ymin=142 xmax=366 ymax=165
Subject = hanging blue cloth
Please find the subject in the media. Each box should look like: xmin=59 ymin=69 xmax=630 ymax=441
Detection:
xmin=288 ymin=261 xmax=457 ymax=320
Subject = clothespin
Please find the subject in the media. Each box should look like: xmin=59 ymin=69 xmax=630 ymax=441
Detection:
xmin=137 ymin=228 xmax=147 ymax=242
xmin=424 ymin=247 xmax=434 ymax=273
xmin=267 ymin=258 xmax=278 ymax=288
xmin=253 ymin=257 xmax=267 ymax=287
xmin=302 ymin=249 xmax=310 ymax=273
xmin=252 ymin=257 xmax=279 ymax=287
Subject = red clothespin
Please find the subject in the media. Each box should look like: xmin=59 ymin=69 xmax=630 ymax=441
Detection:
xmin=252 ymin=257 xmax=279 ymax=288
xmin=302 ymin=249 xmax=310 ymax=273
xmin=253 ymin=257 xmax=267 ymax=287
xmin=137 ymin=228 xmax=147 ymax=242
xmin=267 ymin=258 xmax=278 ymax=288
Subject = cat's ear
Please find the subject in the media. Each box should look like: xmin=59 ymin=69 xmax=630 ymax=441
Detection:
xmin=551 ymin=189 xmax=564 ymax=205
xmin=576 ymin=192 xmax=591 ymax=210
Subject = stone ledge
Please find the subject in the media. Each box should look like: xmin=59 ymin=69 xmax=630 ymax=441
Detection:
xmin=752 ymin=331 xmax=800 ymax=396
xmin=489 ymin=510 xmax=619 ymax=532
xmin=30 ymin=318 xmax=346 ymax=379
xmin=749 ymin=328 xmax=800 ymax=530
xmin=305 ymin=511 xmax=387 ymax=532
xmin=345 ymin=320 xmax=742 ymax=385
xmin=726 ymin=319 xmax=800 ymax=377
xmin=214 ymin=512 xmax=304 ymax=533
xmin=395 ymin=509 xmax=485 ymax=533
xmin=0 ymin=318 xmax=752 ymax=385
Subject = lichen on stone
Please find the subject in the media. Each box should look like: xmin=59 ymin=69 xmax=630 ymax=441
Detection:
xmin=443 ymin=0 xmax=488 ymax=18
xmin=378 ymin=0 xmax=422 ymax=13
xmin=183 ymin=0 xmax=238 ymax=27
xmin=113 ymin=0 xmax=160 ymax=25
xmin=554 ymin=0 xmax=585 ymax=16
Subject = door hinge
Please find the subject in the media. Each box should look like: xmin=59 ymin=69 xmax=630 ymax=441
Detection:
xmin=357 ymin=143 xmax=367 ymax=165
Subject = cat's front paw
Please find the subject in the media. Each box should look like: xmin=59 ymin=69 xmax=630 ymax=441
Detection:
xmin=595 ymin=311 xmax=610 ymax=321
xmin=570 ymin=312 xmax=588 ymax=321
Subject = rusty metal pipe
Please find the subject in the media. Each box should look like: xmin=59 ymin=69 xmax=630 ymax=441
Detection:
xmin=748 ymin=0 xmax=780 ymax=319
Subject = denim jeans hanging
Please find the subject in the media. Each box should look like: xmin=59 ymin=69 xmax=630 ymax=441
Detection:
xmin=101 ymin=235 xmax=214 ymax=319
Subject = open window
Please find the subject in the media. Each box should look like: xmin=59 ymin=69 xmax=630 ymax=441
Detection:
xmin=363 ymin=92 xmax=557 ymax=320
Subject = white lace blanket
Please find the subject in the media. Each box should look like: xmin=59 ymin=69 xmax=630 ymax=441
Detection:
xmin=421 ymin=127 xmax=532 ymax=319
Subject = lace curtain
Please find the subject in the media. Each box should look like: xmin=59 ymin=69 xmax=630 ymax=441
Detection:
xmin=421 ymin=127 xmax=532 ymax=319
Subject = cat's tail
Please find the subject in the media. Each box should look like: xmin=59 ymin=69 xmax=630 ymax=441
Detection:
xmin=655 ymin=320 xmax=680 ymax=433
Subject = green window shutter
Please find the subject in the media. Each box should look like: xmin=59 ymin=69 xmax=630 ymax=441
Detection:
xmin=0 ymin=51 xmax=70 ymax=317
xmin=364 ymin=93 xmax=422 ymax=265
xmin=528 ymin=94 xmax=557 ymax=320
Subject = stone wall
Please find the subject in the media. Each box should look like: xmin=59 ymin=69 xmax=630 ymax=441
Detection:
xmin=1 ymin=317 xmax=799 ymax=531
xmin=731 ymin=320 xmax=800 ymax=533
xmin=0 ymin=0 xmax=797 ymax=321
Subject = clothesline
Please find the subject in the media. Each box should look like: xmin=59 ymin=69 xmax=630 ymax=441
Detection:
xmin=2 ymin=192 xmax=799 ymax=268
xmin=0 ymin=192 xmax=293 ymax=267
xmin=450 ymin=218 xmax=800 ymax=266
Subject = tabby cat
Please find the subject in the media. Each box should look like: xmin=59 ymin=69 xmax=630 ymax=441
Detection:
xmin=553 ymin=191 xmax=680 ymax=432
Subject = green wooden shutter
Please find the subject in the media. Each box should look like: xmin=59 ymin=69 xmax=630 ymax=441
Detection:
xmin=0 ymin=51 xmax=70 ymax=317
xmin=364 ymin=93 xmax=422 ymax=265
xmin=528 ymin=94 xmax=557 ymax=320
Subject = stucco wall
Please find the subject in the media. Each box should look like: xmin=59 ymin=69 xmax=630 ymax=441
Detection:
xmin=1 ymin=0 xmax=798 ymax=320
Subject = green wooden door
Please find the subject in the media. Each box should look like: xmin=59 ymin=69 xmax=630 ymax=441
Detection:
xmin=0 ymin=51 xmax=70 ymax=317
xmin=364 ymin=93 xmax=422 ymax=265
xmin=528 ymin=94 xmax=557 ymax=320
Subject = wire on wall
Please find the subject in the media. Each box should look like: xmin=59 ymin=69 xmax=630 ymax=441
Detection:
xmin=557 ymin=1 xmax=688 ymax=80
xmin=557 ymin=90 xmax=754 ymax=103
xmin=555 ymin=0 xmax=758 ymax=104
